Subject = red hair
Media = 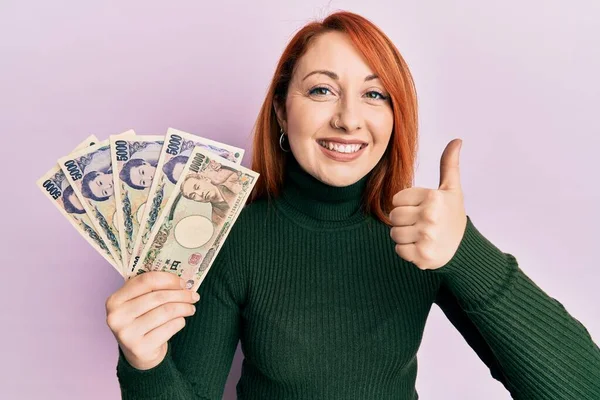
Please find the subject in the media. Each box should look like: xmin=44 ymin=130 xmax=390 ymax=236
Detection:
xmin=248 ymin=10 xmax=418 ymax=226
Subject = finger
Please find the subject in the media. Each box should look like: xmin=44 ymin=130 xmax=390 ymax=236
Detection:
xmin=133 ymin=302 xmax=197 ymax=337
xmin=390 ymin=225 xmax=420 ymax=245
xmin=389 ymin=206 xmax=419 ymax=226
xmin=119 ymin=289 xmax=200 ymax=325
xmin=392 ymin=187 xmax=428 ymax=207
xmin=109 ymin=289 xmax=199 ymax=332
xmin=395 ymin=243 xmax=418 ymax=264
xmin=142 ymin=318 xmax=187 ymax=350
xmin=108 ymin=271 xmax=185 ymax=310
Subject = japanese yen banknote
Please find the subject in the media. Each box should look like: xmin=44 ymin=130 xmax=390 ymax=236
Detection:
xmin=135 ymin=145 xmax=258 ymax=292
xmin=127 ymin=127 xmax=245 ymax=275
xmin=37 ymin=127 xmax=255 ymax=290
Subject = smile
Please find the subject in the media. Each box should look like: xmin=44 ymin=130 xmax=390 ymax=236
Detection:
xmin=317 ymin=140 xmax=367 ymax=154
xmin=316 ymin=139 xmax=368 ymax=162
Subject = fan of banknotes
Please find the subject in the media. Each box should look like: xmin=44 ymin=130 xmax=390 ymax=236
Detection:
xmin=37 ymin=128 xmax=259 ymax=292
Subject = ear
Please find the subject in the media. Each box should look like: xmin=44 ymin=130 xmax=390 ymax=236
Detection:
xmin=273 ymin=100 xmax=287 ymax=132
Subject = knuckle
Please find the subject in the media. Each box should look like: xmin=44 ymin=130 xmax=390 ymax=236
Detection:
xmin=420 ymin=227 xmax=433 ymax=242
xmin=115 ymin=328 xmax=131 ymax=346
xmin=417 ymin=244 xmax=433 ymax=261
xmin=135 ymin=273 xmax=149 ymax=289
xmin=128 ymin=342 xmax=143 ymax=358
xmin=421 ymin=207 xmax=436 ymax=223
xmin=106 ymin=312 xmax=118 ymax=329
xmin=105 ymin=295 xmax=114 ymax=313
xmin=162 ymin=302 xmax=178 ymax=317
xmin=139 ymin=272 xmax=154 ymax=288
xmin=154 ymin=290 xmax=169 ymax=305
xmin=121 ymin=326 xmax=140 ymax=347
xmin=426 ymin=189 xmax=439 ymax=202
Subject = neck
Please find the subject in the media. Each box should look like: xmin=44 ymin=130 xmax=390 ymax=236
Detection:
xmin=276 ymin=155 xmax=371 ymax=230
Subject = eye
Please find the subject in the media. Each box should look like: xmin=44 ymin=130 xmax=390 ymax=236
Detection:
xmin=365 ymin=90 xmax=388 ymax=100
xmin=141 ymin=180 xmax=146 ymax=186
xmin=308 ymin=86 xmax=334 ymax=97
xmin=141 ymin=169 xmax=144 ymax=175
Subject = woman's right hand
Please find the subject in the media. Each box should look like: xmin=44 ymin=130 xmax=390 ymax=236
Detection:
xmin=105 ymin=271 xmax=200 ymax=370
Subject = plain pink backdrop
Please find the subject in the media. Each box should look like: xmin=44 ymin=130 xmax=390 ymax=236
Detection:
xmin=1 ymin=1 xmax=598 ymax=399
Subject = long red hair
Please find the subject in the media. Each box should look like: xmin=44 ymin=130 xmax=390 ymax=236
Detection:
xmin=248 ymin=10 xmax=419 ymax=227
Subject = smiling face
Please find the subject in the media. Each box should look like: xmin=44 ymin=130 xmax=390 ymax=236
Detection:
xmin=275 ymin=30 xmax=394 ymax=187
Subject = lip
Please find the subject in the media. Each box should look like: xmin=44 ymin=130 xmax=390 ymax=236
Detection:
xmin=317 ymin=140 xmax=367 ymax=162
xmin=318 ymin=137 xmax=368 ymax=145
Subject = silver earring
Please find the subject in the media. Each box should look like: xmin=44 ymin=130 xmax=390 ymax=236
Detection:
xmin=334 ymin=119 xmax=340 ymax=129
xmin=279 ymin=128 xmax=290 ymax=152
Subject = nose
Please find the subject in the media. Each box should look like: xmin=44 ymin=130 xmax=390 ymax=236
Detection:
xmin=334 ymin=94 xmax=363 ymax=133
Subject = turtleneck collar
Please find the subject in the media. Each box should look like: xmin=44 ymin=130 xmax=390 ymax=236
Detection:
xmin=275 ymin=154 xmax=372 ymax=230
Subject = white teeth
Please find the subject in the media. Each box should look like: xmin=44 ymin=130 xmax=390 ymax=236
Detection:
xmin=318 ymin=140 xmax=364 ymax=154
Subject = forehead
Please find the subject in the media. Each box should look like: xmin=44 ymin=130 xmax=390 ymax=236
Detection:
xmin=182 ymin=176 xmax=199 ymax=187
xmin=295 ymin=31 xmax=374 ymax=79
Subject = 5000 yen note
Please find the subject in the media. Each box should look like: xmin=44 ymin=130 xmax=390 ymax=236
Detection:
xmin=127 ymin=127 xmax=245 ymax=275
xmin=134 ymin=146 xmax=258 ymax=292
xmin=111 ymin=134 xmax=164 ymax=269
xmin=58 ymin=130 xmax=135 ymax=273
xmin=37 ymin=135 xmax=122 ymax=276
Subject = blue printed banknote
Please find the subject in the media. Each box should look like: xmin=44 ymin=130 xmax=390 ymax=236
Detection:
xmin=37 ymin=128 xmax=256 ymax=285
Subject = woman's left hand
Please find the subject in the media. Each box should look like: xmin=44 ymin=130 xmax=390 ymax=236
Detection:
xmin=390 ymin=138 xmax=468 ymax=271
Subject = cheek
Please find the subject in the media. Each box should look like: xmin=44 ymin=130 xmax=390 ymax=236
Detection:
xmin=286 ymin=98 xmax=332 ymax=141
xmin=369 ymin=111 xmax=394 ymax=146
xmin=91 ymin=183 xmax=101 ymax=195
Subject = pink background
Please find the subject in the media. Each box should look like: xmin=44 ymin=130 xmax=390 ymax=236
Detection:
xmin=1 ymin=1 xmax=598 ymax=399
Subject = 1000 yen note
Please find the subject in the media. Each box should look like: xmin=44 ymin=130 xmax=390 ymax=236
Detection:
xmin=134 ymin=146 xmax=258 ymax=292
xmin=111 ymin=134 xmax=164 ymax=269
xmin=127 ymin=127 xmax=245 ymax=275
xmin=36 ymin=135 xmax=122 ymax=276
xmin=58 ymin=130 xmax=135 ymax=273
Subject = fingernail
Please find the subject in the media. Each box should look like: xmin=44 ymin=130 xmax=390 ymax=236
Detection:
xmin=192 ymin=292 xmax=200 ymax=301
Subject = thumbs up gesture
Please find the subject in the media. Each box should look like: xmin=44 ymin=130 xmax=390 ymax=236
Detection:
xmin=390 ymin=139 xmax=468 ymax=271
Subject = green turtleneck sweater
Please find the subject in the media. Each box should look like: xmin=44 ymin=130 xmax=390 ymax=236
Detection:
xmin=116 ymin=155 xmax=600 ymax=399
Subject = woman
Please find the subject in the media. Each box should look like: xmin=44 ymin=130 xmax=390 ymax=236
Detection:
xmin=106 ymin=11 xmax=600 ymax=399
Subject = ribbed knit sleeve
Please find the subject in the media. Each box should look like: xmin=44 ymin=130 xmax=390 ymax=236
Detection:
xmin=116 ymin=239 xmax=244 ymax=399
xmin=432 ymin=215 xmax=600 ymax=399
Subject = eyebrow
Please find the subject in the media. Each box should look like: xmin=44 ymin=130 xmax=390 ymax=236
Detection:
xmin=302 ymin=70 xmax=379 ymax=82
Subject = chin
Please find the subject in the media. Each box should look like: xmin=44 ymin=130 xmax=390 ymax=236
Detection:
xmin=315 ymin=167 xmax=366 ymax=187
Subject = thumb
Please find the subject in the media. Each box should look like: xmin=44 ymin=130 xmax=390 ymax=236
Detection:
xmin=438 ymin=138 xmax=463 ymax=191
